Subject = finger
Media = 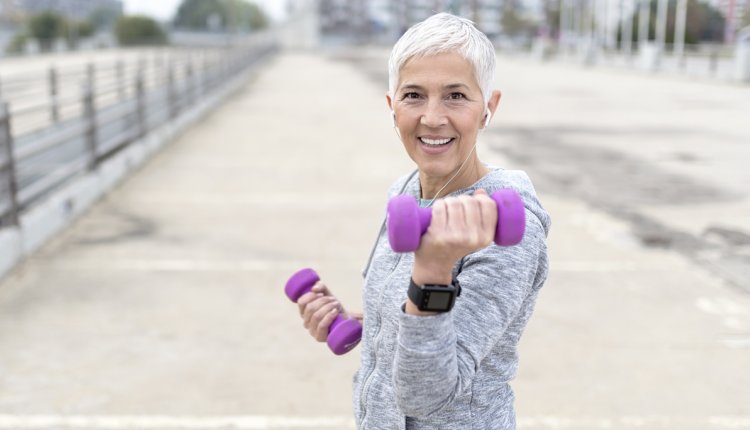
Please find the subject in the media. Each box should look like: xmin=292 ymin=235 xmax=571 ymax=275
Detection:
xmin=461 ymin=195 xmax=482 ymax=244
xmin=308 ymin=300 xmax=340 ymax=338
xmin=347 ymin=311 xmax=364 ymax=323
xmin=311 ymin=281 xmax=330 ymax=296
xmin=445 ymin=196 xmax=466 ymax=230
xmin=314 ymin=307 xmax=340 ymax=341
xmin=430 ymin=198 xmax=448 ymax=230
xmin=473 ymin=188 xmax=488 ymax=196
xmin=302 ymin=295 xmax=335 ymax=323
xmin=302 ymin=296 xmax=336 ymax=328
xmin=297 ymin=291 xmax=324 ymax=316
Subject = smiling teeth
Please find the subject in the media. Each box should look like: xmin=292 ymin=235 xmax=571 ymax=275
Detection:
xmin=420 ymin=137 xmax=452 ymax=145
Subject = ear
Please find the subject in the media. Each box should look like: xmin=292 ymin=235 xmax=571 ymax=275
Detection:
xmin=385 ymin=92 xmax=394 ymax=111
xmin=386 ymin=93 xmax=397 ymax=127
xmin=481 ymin=90 xmax=502 ymax=128
xmin=486 ymin=90 xmax=502 ymax=120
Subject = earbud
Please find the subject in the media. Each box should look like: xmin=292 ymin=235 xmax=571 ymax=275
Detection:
xmin=391 ymin=111 xmax=402 ymax=139
xmin=483 ymin=111 xmax=492 ymax=128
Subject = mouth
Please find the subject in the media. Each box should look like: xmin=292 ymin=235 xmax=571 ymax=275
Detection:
xmin=419 ymin=136 xmax=455 ymax=146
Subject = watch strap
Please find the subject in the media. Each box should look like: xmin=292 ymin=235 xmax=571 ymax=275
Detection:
xmin=407 ymin=277 xmax=425 ymax=310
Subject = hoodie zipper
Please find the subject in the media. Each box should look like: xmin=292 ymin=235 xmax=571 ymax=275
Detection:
xmin=360 ymin=172 xmax=417 ymax=428
xmin=359 ymin=252 xmax=403 ymax=428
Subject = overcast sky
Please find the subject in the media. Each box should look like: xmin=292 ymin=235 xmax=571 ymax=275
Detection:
xmin=123 ymin=0 xmax=288 ymax=22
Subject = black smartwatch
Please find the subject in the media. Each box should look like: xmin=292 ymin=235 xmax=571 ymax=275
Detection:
xmin=408 ymin=277 xmax=461 ymax=312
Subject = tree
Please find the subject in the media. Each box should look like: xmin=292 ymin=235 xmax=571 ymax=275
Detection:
xmin=115 ymin=15 xmax=168 ymax=46
xmin=64 ymin=19 xmax=96 ymax=48
xmin=541 ymin=0 xmax=560 ymax=38
xmin=27 ymin=11 xmax=67 ymax=50
xmin=173 ymin=0 xmax=268 ymax=31
xmin=244 ymin=2 xmax=268 ymax=30
xmin=6 ymin=33 xmax=29 ymax=54
xmin=73 ymin=21 xmax=96 ymax=39
xmin=501 ymin=0 xmax=534 ymax=37
xmin=13 ymin=12 xmax=101 ymax=53
xmin=617 ymin=0 xmax=725 ymax=45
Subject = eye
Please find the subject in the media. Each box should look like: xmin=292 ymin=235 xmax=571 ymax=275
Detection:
xmin=448 ymin=92 xmax=466 ymax=100
xmin=401 ymin=92 xmax=421 ymax=100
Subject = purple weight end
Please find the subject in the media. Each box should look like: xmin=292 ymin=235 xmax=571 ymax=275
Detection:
xmin=284 ymin=268 xmax=320 ymax=302
xmin=328 ymin=318 xmax=363 ymax=355
xmin=387 ymin=195 xmax=421 ymax=252
xmin=491 ymin=189 xmax=526 ymax=246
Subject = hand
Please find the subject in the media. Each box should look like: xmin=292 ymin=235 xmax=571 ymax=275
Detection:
xmin=296 ymin=282 xmax=345 ymax=342
xmin=413 ymin=189 xmax=498 ymax=285
xmin=347 ymin=311 xmax=364 ymax=323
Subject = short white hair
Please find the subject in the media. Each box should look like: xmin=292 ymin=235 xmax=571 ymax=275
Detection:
xmin=388 ymin=12 xmax=496 ymax=107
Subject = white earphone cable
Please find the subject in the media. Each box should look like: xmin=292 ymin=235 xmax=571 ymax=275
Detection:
xmin=392 ymin=109 xmax=490 ymax=207
xmin=423 ymin=141 xmax=478 ymax=207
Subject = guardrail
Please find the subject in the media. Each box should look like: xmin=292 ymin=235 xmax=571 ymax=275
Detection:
xmin=0 ymin=40 xmax=276 ymax=229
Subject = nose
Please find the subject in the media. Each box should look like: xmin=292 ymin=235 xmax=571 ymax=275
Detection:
xmin=420 ymin=100 xmax=447 ymax=128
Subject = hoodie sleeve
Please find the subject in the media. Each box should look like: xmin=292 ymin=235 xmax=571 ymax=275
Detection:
xmin=392 ymin=186 xmax=550 ymax=417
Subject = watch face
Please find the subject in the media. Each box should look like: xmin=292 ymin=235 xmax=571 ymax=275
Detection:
xmin=426 ymin=290 xmax=452 ymax=310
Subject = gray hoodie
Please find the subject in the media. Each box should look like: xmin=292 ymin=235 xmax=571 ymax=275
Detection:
xmin=353 ymin=167 xmax=551 ymax=430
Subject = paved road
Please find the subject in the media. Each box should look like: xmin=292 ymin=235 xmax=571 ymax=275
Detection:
xmin=0 ymin=49 xmax=748 ymax=429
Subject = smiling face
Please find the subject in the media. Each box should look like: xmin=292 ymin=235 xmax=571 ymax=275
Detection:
xmin=387 ymin=52 xmax=500 ymax=197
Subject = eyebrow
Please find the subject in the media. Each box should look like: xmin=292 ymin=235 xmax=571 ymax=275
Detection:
xmin=400 ymin=83 xmax=472 ymax=92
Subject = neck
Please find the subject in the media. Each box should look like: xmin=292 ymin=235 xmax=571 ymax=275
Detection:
xmin=420 ymin=157 xmax=488 ymax=201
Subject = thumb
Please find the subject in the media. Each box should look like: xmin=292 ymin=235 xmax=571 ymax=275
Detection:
xmin=347 ymin=311 xmax=364 ymax=323
xmin=311 ymin=282 xmax=332 ymax=296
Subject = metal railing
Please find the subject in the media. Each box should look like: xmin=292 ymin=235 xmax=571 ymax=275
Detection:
xmin=0 ymin=39 xmax=277 ymax=228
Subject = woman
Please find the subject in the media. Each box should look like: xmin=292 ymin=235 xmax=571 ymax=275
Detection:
xmin=297 ymin=12 xmax=551 ymax=430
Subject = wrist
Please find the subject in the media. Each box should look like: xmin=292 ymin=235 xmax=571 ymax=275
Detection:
xmin=412 ymin=256 xmax=453 ymax=285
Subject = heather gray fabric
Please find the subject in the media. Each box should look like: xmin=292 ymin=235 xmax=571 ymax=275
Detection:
xmin=353 ymin=167 xmax=551 ymax=430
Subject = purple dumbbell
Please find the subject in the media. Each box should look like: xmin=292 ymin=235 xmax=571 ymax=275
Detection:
xmin=387 ymin=189 xmax=526 ymax=253
xmin=284 ymin=268 xmax=362 ymax=355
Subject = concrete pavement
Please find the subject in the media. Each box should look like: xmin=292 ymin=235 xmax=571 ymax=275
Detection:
xmin=0 ymin=49 xmax=749 ymax=429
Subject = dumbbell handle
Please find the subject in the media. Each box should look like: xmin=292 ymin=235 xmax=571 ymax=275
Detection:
xmin=284 ymin=268 xmax=362 ymax=355
xmin=415 ymin=207 xmax=433 ymax=237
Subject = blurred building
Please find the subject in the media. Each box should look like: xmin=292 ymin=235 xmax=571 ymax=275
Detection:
xmin=319 ymin=0 xmax=538 ymax=41
xmin=1 ymin=0 xmax=123 ymax=21
xmin=0 ymin=0 xmax=24 ymax=23
xmin=702 ymin=0 xmax=749 ymax=42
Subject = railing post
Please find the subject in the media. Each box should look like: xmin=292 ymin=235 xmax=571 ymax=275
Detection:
xmin=203 ymin=56 xmax=211 ymax=93
xmin=138 ymin=56 xmax=147 ymax=91
xmin=49 ymin=67 xmax=59 ymax=123
xmin=117 ymin=59 xmax=125 ymax=101
xmin=186 ymin=59 xmax=195 ymax=107
xmin=709 ymin=47 xmax=719 ymax=75
xmin=82 ymin=82 xmax=98 ymax=171
xmin=167 ymin=64 xmax=177 ymax=119
xmin=0 ymin=102 xmax=20 ymax=226
xmin=87 ymin=63 xmax=95 ymax=90
xmin=135 ymin=71 xmax=146 ymax=139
